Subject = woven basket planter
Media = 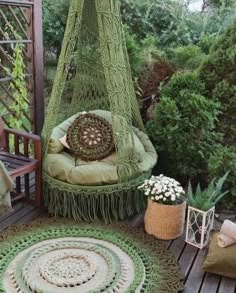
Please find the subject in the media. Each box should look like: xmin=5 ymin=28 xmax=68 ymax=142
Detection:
xmin=144 ymin=198 xmax=186 ymax=240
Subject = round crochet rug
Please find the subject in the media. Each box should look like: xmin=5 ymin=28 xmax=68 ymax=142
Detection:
xmin=0 ymin=219 xmax=183 ymax=293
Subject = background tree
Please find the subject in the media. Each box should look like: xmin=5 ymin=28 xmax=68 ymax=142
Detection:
xmin=42 ymin=0 xmax=70 ymax=56
xmin=199 ymin=20 xmax=236 ymax=206
xmin=199 ymin=20 xmax=236 ymax=146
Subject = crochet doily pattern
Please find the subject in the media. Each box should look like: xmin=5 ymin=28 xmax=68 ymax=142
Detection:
xmin=66 ymin=113 xmax=114 ymax=161
xmin=0 ymin=220 xmax=183 ymax=293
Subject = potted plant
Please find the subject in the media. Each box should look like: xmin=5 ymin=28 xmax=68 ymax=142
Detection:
xmin=138 ymin=174 xmax=186 ymax=240
xmin=185 ymin=172 xmax=229 ymax=249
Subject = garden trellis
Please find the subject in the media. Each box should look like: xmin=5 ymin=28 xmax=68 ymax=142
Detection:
xmin=0 ymin=0 xmax=43 ymax=134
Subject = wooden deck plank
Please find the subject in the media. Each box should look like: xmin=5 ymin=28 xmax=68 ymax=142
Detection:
xmin=168 ymin=235 xmax=186 ymax=260
xmin=0 ymin=202 xmax=24 ymax=222
xmin=178 ymin=241 xmax=198 ymax=279
xmin=0 ymin=204 xmax=35 ymax=232
xmin=128 ymin=212 xmax=144 ymax=228
xmin=218 ymin=277 xmax=236 ymax=293
xmin=181 ymin=249 xmax=207 ymax=292
xmin=200 ymin=273 xmax=221 ymax=293
xmin=17 ymin=207 xmax=47 ymax=224
xmin=37 ymin=211 xmax=50 ymax=218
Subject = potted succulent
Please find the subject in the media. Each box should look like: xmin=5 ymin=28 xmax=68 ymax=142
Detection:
xmin=138 ymin=174 xmax=186 ymax=240
xmin=185 ymin=172 xmax=229 ymax=249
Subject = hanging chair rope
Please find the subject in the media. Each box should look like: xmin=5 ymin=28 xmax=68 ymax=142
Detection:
xmin=42 ymin=0 xmax=148 ymax=182
xmin=42 ymin=0 xmax=85 ymax=156
xmin=95 ymin=0 xmax=140 ymax=181
xmin=71 ymin=0 xmax=109 ymax=112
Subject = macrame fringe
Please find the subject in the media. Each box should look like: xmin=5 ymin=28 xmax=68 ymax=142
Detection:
xmin=43 ymin=171 xmax=150 ymax=223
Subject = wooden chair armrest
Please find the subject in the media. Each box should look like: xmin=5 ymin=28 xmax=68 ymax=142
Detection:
xmin=4 ymin=128 xmax=42 ymax=161
xmin=4 ymin=128 xmax=41 ymax=142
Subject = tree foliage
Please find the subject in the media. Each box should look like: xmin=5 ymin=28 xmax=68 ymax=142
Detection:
xmin=42 ymin=0 xmax=70 ymax=54
xmin=42 ymin=0 xmax=236 ymax=55
xmin=120 ymin=0 xmax=236 ymax=48
xmin=166 ymin=45 xmax=206 ymax=70
xmin=148 ymin=72 xmax=221 ymax=180
xmin=208 ymin=145 xmax=236 ymax=207
xmin=199 ymin=20 xmax=236 ymax=146
xmin=206 ymin=0 xmax=235 ymax=9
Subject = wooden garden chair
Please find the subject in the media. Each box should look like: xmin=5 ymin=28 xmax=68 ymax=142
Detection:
xmin=0 ymin=116 xmax=42 ymax=206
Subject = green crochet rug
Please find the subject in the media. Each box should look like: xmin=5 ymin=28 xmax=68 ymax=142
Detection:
xmin=0 ymin=219 xmax=183 ymax=293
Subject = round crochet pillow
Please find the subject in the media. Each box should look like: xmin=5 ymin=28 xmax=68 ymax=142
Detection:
xmin=66 ymin=113 xmax=114 ymax=161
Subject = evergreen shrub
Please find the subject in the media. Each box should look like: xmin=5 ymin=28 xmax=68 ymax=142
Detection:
xmin=199 ymin=20 xmax=236 ymax=146
xmin=166 ymin=45 xmax=206 ymax=70
xmin=208 ymin=145 xmax=236 ymax=209
xmin=199 ymin=21 xmax=236 ymax=207
xmin=148 ymin=72 xmax=221 ymax=180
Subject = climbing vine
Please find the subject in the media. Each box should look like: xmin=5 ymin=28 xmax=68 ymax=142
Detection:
xmin=8 ymin=42 xmax=29 ymax=129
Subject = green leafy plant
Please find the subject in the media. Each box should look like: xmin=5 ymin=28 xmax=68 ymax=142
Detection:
xmin=208 ymin=145 xmax=236 ymax=209
xmin=199 ymin=20 xmax=236 ymax=146
xmin=160 ymin=71 xmax=206 ymax=97
xmin=123 ymin=25 xmax=144 ymax=78
xmin=187 ymin=171 xmax=230 ymax=211
xmin=197 ymin=34 xmax=217 ymax=54
xmin=147 ymin=72 xmax=221 ymax=179
xmin=166 ymin=45 xmax=206 ymax=71
xmin=121 ymin=0 xmax=235 ymax=48
xmin=43 ymin=0 xmax=70 ymax=56
xmin=206 ymin=0 xmax=236 ymax=9
xmin=8 ymin=43 xmax=29 ymax=129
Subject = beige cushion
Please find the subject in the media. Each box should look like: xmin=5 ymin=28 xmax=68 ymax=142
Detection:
xmin=44 ymin=110 xmax=157 ymax=185
xmin=202 ymin=232 xmax=236 ymax=278
xmin=48 ymin=138 xmax=64 ymax=154
xmin=133 ymin=127 xmax=157 ymax=172
xmin=49 ymin=110 xmax=146 ymax=161
xmin=47 ymin=114 xmax=77 ymax=154
xmin=60 ymin=134 xmax=70 ymax=149
xmin=43 ymin=152 xmax=118 ymax=185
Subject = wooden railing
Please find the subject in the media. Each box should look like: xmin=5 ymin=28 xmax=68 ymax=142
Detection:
xmin=0 ymin=115 xmax=41 ymax=206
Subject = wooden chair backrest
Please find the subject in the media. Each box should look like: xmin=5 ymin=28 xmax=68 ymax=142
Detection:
xmin=0 ymin=116 xmax=7 ymax=150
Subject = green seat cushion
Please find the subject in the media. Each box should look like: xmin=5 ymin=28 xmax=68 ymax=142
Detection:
xmin=48 ymin=110 xmax=146 ymax=161
xmin=47 ymin=114 xmax=77 ymax=154
xmin=202 ymin=232 xmax=236 ymax=278
xmin=44 ymin=110 xmax=157 ymax=185
xmin=43 ymin=152 xmax=118 ymax=185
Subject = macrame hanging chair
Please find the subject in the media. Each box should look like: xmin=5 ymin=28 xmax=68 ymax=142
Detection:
xmin=41 ymin=0 xmax=157 ymax=223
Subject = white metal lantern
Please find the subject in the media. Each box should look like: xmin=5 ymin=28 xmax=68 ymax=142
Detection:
xmin=185 ymin=206 xmax=215 ymax=249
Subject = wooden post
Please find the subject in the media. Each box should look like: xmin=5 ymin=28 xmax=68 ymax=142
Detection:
xmin=33 ymin=0 xmax=44 ymax=135
xmin=0 ymin=116 xmax=7 ymax=151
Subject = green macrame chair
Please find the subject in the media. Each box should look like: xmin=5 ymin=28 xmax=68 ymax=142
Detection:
xmin=42 ymin=0 xmax=157 ymax=223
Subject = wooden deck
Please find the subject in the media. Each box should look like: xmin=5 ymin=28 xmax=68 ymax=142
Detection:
xmin=0 ymin=203 xmax=235 ymax=293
